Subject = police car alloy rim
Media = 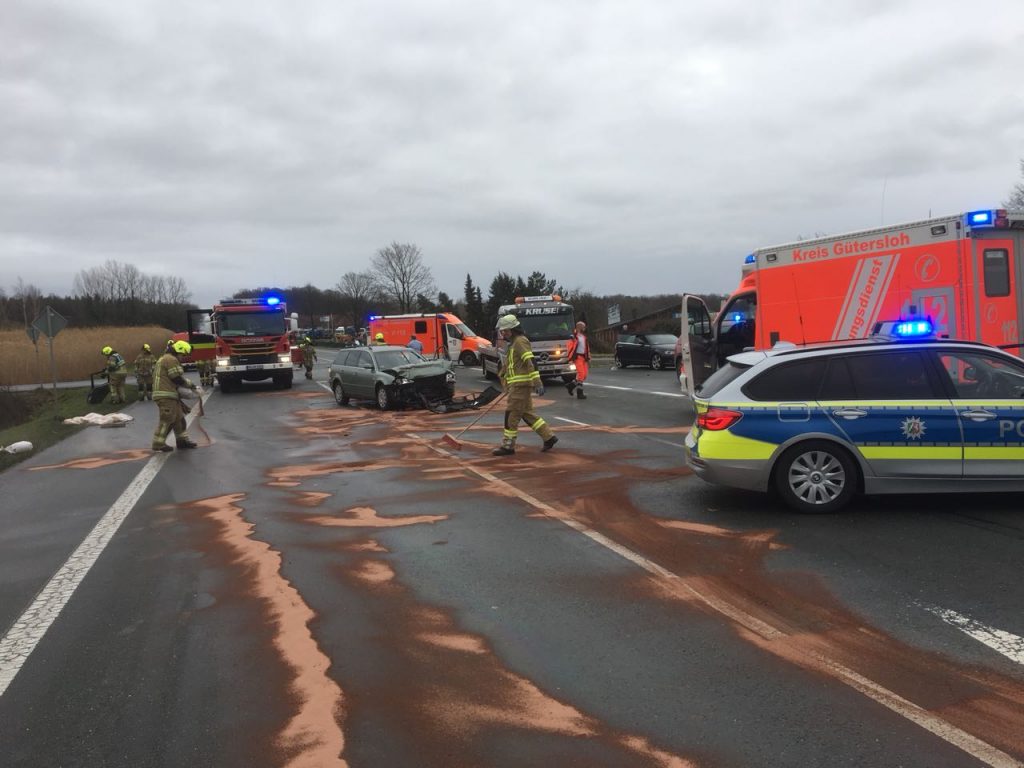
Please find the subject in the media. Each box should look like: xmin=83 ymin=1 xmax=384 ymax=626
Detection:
xmin=787 ymin=449 xmax=846 ymax=505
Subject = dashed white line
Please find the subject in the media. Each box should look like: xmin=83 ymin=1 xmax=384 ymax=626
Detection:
xmin=918 ymin=603 xmax=1024 ymax=666
xmin=585 ymin=383 xmax=686 ymax=399
xmin=554 ymin=416 xmax=591 ymax=427
xmin=0 ymin=393 xmax=211 ymax=698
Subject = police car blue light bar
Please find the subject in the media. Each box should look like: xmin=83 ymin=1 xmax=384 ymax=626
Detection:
xmin=893 ymin=320 xmax=933 ymax=337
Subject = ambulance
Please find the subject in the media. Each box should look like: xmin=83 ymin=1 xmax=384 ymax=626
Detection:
xmin=367 ymin=312 xmax=492 ymax=366
xmin=681 ymin=208 xmax=1024 ymax=395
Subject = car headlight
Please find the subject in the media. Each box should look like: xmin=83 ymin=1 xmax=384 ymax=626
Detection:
xmin=216 ymin=358 xmax=229 ymax=367
xmin=445 ymin=372 xmax=456 ymax=383
xmin=394 ymin=376 xmax=411 ymax=385
xmin=278 ymin=354 xmax=291 ymax=363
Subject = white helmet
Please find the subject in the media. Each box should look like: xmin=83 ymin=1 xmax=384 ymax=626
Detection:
xmin=496 ymin=314 xmax=520 ymax=331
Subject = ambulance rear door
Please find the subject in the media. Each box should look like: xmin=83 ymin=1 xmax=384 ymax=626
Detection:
xmin=681 ymin=295 xmax=715 ymax=396
xmin=967 ymin=227 xmax=1024 ymax=351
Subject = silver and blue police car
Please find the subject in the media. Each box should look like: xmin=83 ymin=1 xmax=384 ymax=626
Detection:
xmin=684 ymin=320 xmax=1024 ymax=512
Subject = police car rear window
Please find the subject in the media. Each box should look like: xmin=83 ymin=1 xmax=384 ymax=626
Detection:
xmin=742 ymin=358 xmax=828 ymax=401
xmin=697 ymin=362 xmax=749 ymax=397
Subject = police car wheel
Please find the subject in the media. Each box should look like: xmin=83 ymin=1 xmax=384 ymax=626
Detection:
xmin=774 ymin=440 xmax=857 ymax=514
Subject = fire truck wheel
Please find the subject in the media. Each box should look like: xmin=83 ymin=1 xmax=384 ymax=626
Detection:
xmin=376 ymin=384 xmax=392 ymax=410
xmin=650 ymin=353 xmax=663 ymax=370
xmin=773 ymin=440 xmax=858 ymax=514
xmin=333 ymin=381 xmax=350 ymax=406
xmin=459 ymin=351 xmax=477 ymax=367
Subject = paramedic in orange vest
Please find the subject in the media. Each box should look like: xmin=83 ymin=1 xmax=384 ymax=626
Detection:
xmin=565 ymin=321 xmax=590 ymax=399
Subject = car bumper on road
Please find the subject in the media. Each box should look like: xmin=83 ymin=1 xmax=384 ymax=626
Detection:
xmin=684 ymin=431 xmax=770 ymax=492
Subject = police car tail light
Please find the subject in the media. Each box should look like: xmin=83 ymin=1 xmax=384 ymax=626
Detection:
xmin=697 ymin=408 xmax=743 ymax=431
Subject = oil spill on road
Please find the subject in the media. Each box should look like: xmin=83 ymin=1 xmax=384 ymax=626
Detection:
xmin=185 ymin=492 xmax=348 ymax=768
xmin=306 ymin=505 xmax=448 ymax=528
xmin=289 ymin=491 xmax=332 ymax=508
xmin=29 ymin=448 xmax=154 ymax=470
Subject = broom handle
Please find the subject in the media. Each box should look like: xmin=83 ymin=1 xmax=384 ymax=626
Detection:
xmin=453 ymin=390 xmax=507 ymax=439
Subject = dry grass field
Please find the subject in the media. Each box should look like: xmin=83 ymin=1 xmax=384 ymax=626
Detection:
xmin=0 ymin=326 xmax=174 ymax=386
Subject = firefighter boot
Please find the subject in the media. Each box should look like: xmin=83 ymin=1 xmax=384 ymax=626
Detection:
xmin=177 ymin=438 xmax=199 ymax=450
xmin=152 ymin=444 xmax=173 ymax=453
xmin=565 ymin=379 xmax=576 ymax=395
xmin=492 ymin=437 xmax=516 ymax=457
xmin=542 ymin=435 xmax=559 ymax=452
xmin=576 ymin=385 xmax=586 ymax=400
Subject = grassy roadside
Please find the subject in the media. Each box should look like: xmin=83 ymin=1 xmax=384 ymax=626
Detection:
xmin=0 ymin=385 xmax=142 ymax=472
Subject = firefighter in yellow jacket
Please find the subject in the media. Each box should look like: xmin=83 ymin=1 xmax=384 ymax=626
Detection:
xmin=101 ymin=346 xmax=128 ymax=404
xmin=493 ymin=314 xmax=557 ymax=456
xmin=300 ymin=336 xmax=317 ymax=379
xmin=152 ymin=340 xmax=199 ymax=452
xmin=133 ymin=343 xmax=156 ymax=401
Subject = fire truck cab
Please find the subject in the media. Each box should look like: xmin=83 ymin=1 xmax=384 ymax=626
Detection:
xmin=188 ymin=296 xmax=299 ymax=392
xmin=480 ymin=295 xmax=578 ymax=383
xmin=682 ymin=208 xmax=1024 ymax=396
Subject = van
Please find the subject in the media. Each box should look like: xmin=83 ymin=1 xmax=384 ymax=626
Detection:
xmin=368 ymin=313 xmax=492 ymax=365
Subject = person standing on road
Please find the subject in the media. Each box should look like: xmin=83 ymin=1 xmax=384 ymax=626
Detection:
xmin=565 ymin=321 xmax=590 ymax=400
xmin=300 ymin=336 xmax=318 ymax=379
xmin=493 ymin=314 xmax=557 ymax=456
xmin=196 ymin=356 xmax=214 ymax=388
xmin=133 ymin=343 xmax=156 ymax=401
xmin=407 ymin=335 xmax=423 ymax=354
xmin=101 ymin=346 xmax=128 ymax=404
xmin=151 ymin=340 xmax=199 ymax=452
xmin=373 ymin=332 xmax=387 ymax=346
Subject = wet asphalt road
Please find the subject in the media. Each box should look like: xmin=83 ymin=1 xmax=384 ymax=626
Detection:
xmin=1 ymin=357 xmax=1023 ymax=768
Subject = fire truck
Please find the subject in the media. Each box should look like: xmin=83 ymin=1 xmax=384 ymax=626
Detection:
xmin=479 ymin=295 xmax=577 ymax=383
xmin=187 ymin=296 xmax=299 ymax=392
xmin=681 ymin=208 xmax=1024 ymax=394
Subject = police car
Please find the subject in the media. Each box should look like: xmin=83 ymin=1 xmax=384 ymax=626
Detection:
xmin=684 ymin=320 xmax=1024 ymax=512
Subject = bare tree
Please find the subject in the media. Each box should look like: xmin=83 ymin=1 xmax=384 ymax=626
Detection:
xmin=12 ymin=277 xmax=42 ymax=327
xmin=371 ymin=242 xmax=435 ymax=314
xmin=1004 ymin=158 xmax=1024 ymax=210
xmin=336 ymin=271 xmax=378 ymax=328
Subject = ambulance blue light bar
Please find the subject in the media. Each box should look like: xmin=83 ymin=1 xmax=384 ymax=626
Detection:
xmin=893 ymin=320 xmax=933 ymax=338
xmin=265 ymin=296 xmax=281 ymax=306
xmin=744 ymin=254 xmax=756 ymax=264
xmin=966 ymin=209 xmax=1009 ymax=229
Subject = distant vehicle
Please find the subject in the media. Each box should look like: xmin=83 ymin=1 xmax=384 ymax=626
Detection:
xmin=328 ymin=345 xmax=456 ymax=410
xmin=368 ymin=313 xmax=492 ymax=366
xmin=685 ymin=319 xmax=1024 ymax=512
xmin=680 ymin=208 xmax=1024 ymax=397
xmin=480 ymin=295 xmax=577 ymax=383
xmin=615 ymin=333 xmax=678 ymax=370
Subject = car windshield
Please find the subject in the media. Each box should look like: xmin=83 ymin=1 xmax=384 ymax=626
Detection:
xmin=374 ymin=349 xmax=426 ymax=369
xmin=218 ymin=310 xmax=286 ymax=337
xmin=454 ymin=322 xmax=476 ymax=338
xmin=515 ymin=310 xmax=575 ymax=341
xmin=644 ymin=334 xmax=678 ymax=345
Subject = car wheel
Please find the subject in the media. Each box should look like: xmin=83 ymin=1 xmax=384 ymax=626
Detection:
xmin=459 ymin=351 xmax=476 ymax=367
xmin=650 ymin=353 xmax=663 ymax=370
xmin=614 ymin=353 xmax=625 ymax=369
xmin=483 ymin=358 xmax=497 ymax=381
xmin=333 ymin=380 xmax=349 ymax=406
xmin=376 ymin=384 xmax=391 ymax=410
xmin=774 ymin=440 xmax=858 ymax=513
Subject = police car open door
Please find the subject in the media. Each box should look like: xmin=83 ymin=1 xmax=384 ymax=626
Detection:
xmin=682 ymin=295 xmax=714 ymax=397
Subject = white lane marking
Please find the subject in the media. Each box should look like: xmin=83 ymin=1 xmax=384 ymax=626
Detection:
xmin=0 ymin=393 xmax=211 ymax=698
xmin=554 ymin=416 xmax=591 ymax=427
xmin=408 ymin=432 xmax=1024 ymax=768
xmin=918 ymin=603 xmax=1024 ymax=666
xmin=587 ymin=383 xmax=685 ymax=399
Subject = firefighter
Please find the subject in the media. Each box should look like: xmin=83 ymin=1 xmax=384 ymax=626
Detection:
xmin=373 ymin=332 xmax=387 ymax=346
xmin=101 ymin=346 xmax=128 ymax=404
xmin=151 ymin=340 xmax=199 ymax=452
xmin=565 ymin=321 xmax=590 ymax=399
xmin=493 ymin=314 xmax=557 ymax=456
xmin=300 ymin=336 xmax=318 ymax=379
xmin=133 ymin=343 xmax=156 ymax=401
xmin=196 ymin=356 xmax=214 ymax=388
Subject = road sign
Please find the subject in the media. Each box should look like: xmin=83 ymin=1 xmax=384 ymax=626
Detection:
xmin=607 ymin=304 xmax=621 ymax=325
xmin=26 ymin=326 xmax=39 ymax=344
xmin=31 ymin=306 xmax=67 ymax=339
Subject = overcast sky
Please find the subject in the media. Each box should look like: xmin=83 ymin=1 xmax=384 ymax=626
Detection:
xmin=2 ymin=0 xmax=1023 ymax=308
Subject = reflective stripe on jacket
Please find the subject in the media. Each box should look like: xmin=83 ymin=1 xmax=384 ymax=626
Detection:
xmin=503 ymin=335 xmax=542 ymax=388
xmin=153 ymin=353 xmax=184 ymax=400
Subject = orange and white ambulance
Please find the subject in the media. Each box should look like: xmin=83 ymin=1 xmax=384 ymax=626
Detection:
xmin=682 ymin=208 xmax=1024 ymax=393
xmin=368 ymin=312 xmax=492 ymax=365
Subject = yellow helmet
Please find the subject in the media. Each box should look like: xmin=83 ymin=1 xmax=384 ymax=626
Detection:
xmin=143 ymin=343 xmax=151 ymax=351
xmin=101 ymin=346 xmax=113 ymax=356
xmin=172 ymin=340 xmax=192 ymax=356
xmin=375 ymin=332 xmax=385 ymax=341
xmin=304 ymin=336 xmax=312 ymax=344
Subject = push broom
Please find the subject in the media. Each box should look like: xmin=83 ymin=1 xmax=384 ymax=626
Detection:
xmin=440 ymin=391 xmax=507 ymax=450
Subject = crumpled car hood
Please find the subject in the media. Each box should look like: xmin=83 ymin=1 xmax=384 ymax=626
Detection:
xmin=383 ymin=361 xmax=452 ymax=379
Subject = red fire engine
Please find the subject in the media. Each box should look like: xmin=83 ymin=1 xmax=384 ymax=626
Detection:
xmin=187 ymin=296 xmax=299 ymax=392
xmin=682 ymin=208 xmax=1024 ymax=393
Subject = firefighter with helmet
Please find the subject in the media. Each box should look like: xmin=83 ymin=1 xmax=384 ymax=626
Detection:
xmin=300 ymin=336 xmax=318 ymax=379
xmin=101 ymin=345 xmax=128 ymax=404
xmin=134 ymin=343 xmax=156 ymax=401
xmin=151 ymin=340 xmax=199 ymax=452
xmin=373 ymin=332 xmax=387 ymax=346
xmin=493 ymin=314 xmax=557 ymax=456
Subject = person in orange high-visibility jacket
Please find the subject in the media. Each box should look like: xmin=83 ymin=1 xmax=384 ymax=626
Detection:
xmin=565 ymin=321 xmax=590 ymax=400
xmin=493 ymin=314 xmax=557 ymax=456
